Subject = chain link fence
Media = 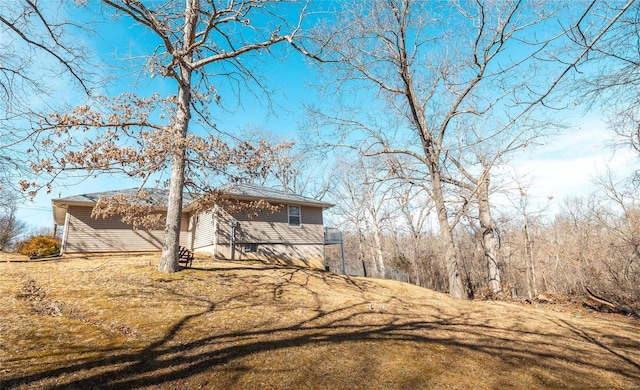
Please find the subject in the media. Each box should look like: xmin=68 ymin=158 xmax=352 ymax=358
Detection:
xmin=325 ymin=256 xmax=409 ymax=283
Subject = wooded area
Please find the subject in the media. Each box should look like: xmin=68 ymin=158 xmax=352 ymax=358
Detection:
xmin=326 ymin=169 xmax=640 ymax=308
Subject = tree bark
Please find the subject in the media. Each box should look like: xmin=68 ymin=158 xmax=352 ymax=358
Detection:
xmin=431 ymin=168 xmax=465 ymax=298
xmin=366 ymin=198 xmax=386 ymax=278
xmin=520 ymin=188 xmax=538 ymax=300
xmin=477 ymin=170 xmax=502 ymax=294
xmin=158 ymin=0 xmax=196 ymax=273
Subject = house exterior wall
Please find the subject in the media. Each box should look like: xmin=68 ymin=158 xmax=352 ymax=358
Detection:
xmin=62 ymin=205 xmax=190 ymax=253
xmin=192 ymin=205 xmax=326 ymax=269
xmin=217 ymin=205 xmax=324 ymax=244
xmin=214 ymin=243 xmax=324 ymax=269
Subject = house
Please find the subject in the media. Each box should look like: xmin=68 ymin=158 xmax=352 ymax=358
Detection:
xmin=51 ymin=184 xmax=334 ymax=269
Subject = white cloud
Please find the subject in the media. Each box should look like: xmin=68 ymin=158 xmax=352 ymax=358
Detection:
xmin=497 ymin=117 xmax=638 ymax=215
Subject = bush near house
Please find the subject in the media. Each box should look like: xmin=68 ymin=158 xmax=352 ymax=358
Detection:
xmin=18 ymin=235 xmax=61 ymax=257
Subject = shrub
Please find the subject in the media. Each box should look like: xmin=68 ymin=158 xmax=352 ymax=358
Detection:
xmin=19 ymin=236 xmax=61 ymax=257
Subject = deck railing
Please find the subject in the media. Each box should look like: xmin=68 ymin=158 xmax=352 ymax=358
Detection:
xmin=323 ymin=227 xmax=343 ymax=244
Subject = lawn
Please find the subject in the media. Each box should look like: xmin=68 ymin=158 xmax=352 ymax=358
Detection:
xmin=1 ymin=252 xmax=639 ymax=389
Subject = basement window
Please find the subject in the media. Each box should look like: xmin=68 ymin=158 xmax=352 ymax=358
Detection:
xmin=288 ymin=205 xmax=301 ymax=226
xmin=243 ymin=243 xmax=258 ymax=253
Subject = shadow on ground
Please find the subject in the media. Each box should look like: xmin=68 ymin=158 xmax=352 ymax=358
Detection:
xmin=2 ymin=259 xmax=640 ymax=389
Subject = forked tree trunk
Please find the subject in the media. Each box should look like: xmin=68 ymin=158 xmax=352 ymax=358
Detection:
xmin=400 ymin=49 xmax=465 ymax=298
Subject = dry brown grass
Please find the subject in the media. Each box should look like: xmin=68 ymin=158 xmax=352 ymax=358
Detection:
xmin=1 ymin=252 xmax=639 ymax=389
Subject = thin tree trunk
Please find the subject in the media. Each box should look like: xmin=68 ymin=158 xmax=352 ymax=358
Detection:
xmin=521 ymin=189 xmax=538 ymax=299
xmin=372 ymin=230 xmax=385 ymax=277
xmin=524 ymin=216 xmax=538 ymax=299
xmin=407 ymin=233 xmax=421 ymax=286
xmin=367 ymin=208 xmax=386 ymax=278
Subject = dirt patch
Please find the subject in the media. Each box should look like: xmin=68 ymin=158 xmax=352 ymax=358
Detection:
xmin=1 ymin=253 xmax=639 ymax=389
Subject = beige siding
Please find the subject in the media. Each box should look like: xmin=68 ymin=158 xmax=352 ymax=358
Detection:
xmin=216 ymin=243 xmax=325 ymax=269
xmin=193 ymin=244 xmax=216 ymax=257
xmin=191 ymin=205 xmax=327 ymax=267
xmin=217 ymin=205 xmax=324 ymax=245
xmin=300 ymin=206 xmax=323 ymax=225
xmin=63 ymin=206 xmax=189 ymax=253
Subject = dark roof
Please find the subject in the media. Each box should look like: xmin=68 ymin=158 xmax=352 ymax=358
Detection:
xmin=226 ymin=183 xmax=334 ymax=208
xmin=52 ymin=188 xmax=196 ymax=206
xmin=52 ymin=183 xmax=333 ymax=209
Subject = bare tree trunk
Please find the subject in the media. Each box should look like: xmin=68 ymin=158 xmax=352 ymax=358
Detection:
xmin=431 ymin=170 xmax=465 ymax=298
xmin=366 ymin=199 xmax=386 ymax=278
xmin=411 ymin=238 xmax=422 ymax=286
xmin=477 ymin=170 xmax=502 ymax=294
xmin=356 ymin=228 xmax=366 ymax=276
xmin=520 ymin=188 xmax=538 ymax=299
xmin=158 ymin=0 xmax=196 ymax=273
xmin=396 ymin=187 xmax=429 ymax=286
xmin=401 ymin=39 xmax=465 ymax=298
xmin=371 ymin=229 xmax=386 ymax=277
xmin=158 ymin=122 xmax=188 ymax=272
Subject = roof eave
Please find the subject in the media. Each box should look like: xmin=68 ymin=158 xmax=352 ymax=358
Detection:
xmin=226 ymin=193 xmax=333 ymax=209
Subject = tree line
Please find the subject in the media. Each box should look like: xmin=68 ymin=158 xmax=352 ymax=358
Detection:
xmin=325 ymin=157 xmax=639 ymax=305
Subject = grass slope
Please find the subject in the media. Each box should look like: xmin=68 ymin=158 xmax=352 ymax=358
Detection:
xmin=1 ymin=253 xmax=639 ymax=389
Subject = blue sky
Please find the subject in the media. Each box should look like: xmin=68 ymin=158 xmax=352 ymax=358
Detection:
xmin=11 ymin=1 xmax=639 ymax=230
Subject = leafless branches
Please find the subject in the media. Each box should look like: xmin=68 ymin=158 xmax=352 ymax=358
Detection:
xmin=299 ymin=0 xmax=634 ymax=297
xmin=0 ymin=1 xmax=96 ymax=193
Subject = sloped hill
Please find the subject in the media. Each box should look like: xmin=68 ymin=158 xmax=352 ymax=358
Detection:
xmin=1 ymin=253 xmax=639 ymax=389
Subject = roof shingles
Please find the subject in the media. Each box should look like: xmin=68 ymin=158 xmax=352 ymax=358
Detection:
xmin=53 ymin=183 xmax=333 ymax=209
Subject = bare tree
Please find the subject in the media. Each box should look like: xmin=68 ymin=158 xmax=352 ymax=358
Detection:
xmin=590 ymin=168 xmax=640 ymax=297
xmin=21 ymin=1 xmax=306 ymax=272
xmin=388 ymin=182 xmax=433 ymax=286
xmin=297 ymin=0 xmax=633 ymax=298
xmin=0 ymin=190 xmax=27 ymax=251
xmin=571 ymin=1 xmax=640 ymax=159
xmin=329 ymin=155 xmax=397 ymax=278
xmin=508 ymin=180 xmax=553 ymax=300
xmin=0 ymin=0 xmax=94 ymax=192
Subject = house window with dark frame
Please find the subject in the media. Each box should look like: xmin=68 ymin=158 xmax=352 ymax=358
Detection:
xmin=288 ymin=205 xmax=301 ymax=226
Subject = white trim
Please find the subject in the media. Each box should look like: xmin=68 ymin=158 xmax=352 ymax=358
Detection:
xmin=212 ymin=210 xmax=218 ymax=255
xmin=60 ymin=211 xmax=70 ymax=255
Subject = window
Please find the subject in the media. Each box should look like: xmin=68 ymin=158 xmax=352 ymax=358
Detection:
xmin=288 ymin=205 xmax=301 ymax=226
xmin=243 ymin=243 xmax=258 ymax=253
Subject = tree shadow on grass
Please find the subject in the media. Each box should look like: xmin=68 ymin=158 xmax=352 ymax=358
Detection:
xmin=4 ymin=265 xmax=640 ymax=389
